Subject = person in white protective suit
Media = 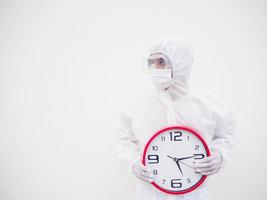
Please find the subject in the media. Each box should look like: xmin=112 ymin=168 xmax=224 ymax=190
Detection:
xmin=116 ymin=37 xmax=236 ymax=200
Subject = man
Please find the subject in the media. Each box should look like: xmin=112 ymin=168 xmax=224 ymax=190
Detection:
xmin=116 ymin=37 xmax=235 ymax=200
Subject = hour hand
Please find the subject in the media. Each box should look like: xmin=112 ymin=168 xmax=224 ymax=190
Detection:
xmin=167 ymin=155 xmax=183 ymax=175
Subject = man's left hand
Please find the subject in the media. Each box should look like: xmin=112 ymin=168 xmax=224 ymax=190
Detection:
xmin=194 ymin=151 xmax=223 ymax=176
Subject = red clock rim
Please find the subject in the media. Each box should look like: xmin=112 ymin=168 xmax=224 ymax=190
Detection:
xmin=142 ymin=126 xmax=211 ymax=195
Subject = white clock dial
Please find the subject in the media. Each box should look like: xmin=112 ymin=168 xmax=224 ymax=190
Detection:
xmin=143 ymin=126 xmax=210 ymax=195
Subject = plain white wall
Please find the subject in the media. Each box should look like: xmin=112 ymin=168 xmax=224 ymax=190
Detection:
xmin=0 ymin=0 xmax=266 ymax=199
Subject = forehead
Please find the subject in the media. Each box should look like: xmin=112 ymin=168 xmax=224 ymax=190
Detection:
xmin=148 ymin=53 xmax=165 ymax=60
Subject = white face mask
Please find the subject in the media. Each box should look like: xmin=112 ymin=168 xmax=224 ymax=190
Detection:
xmin=149 ymin=68 xmax=173 ymax=90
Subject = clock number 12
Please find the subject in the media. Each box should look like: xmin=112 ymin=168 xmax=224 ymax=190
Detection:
xmin=169 ymin=131 xmax=182 ymax=141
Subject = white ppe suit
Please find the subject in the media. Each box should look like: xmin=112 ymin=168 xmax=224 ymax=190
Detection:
xmin=116 ymin=37 xmax=236 ymax=200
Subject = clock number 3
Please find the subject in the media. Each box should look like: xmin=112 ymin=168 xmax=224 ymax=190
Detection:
xmin=169 ymin=131 xmax=182 ymax=141
xmin=193 ymin=153 xmax=205 ymax=160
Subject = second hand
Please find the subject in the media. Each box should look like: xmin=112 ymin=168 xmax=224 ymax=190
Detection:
xmin=179 ymin=160 xmax=196 ymax=170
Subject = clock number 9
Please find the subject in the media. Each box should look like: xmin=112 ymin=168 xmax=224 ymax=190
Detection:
xmin=169 ymin=131 xmax=182 ymax=141
xmin=171 ymin=179 xmax=182 ymax=188
xmin=148 ymin=155 xmax=159 ymax=164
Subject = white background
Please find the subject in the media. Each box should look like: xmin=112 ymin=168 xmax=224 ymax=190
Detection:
xmin=0 ymin=0 xmax=266 ymax=199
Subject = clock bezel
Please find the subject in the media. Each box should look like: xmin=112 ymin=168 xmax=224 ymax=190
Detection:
xmin=142 ymin=126 xmax=210 ymax=195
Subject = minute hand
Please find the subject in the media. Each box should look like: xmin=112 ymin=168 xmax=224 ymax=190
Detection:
xmin=176 ymin=156 xmax=196 ymax=161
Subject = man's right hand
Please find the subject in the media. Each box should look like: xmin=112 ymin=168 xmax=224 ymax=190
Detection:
xmin=132 ymin=160 xmax=154 ymax=183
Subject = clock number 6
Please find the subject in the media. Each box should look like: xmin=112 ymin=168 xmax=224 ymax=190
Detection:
xmin=169 ymin=131 xmax=182 ymax=141
xmin=171 ymin=179 xmax=182 ymax=188
xmin=148 ymin=155 xmax=159 ymax=164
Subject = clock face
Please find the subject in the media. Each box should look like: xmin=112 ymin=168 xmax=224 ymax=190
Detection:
xmin=142 ymin=126 xmax=210 ymax=195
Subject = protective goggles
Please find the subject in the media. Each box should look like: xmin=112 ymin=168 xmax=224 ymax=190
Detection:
xmin=143 ymin=53 xmax=172 ymax=73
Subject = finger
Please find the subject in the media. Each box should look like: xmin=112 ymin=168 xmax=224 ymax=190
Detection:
xmin=141 ymin=171 xmax=153 ymax=179
xmin=199 ymin=167 xmax=220 ymax=176
xmin=137 ymin=173 xmax=153 ymax=182
xmin=196 ymin=162 xmax=218 ymax=172
xmin=196 ymin=164 xmax=219 ymax=174
xmin=199 ymin=170 xmax=214 ymax=176
xmin=139 ymin=163 xmax=151 ymax=172
xmin=138 ymin=169 xmax=153 ymax=179
xmin=213 ymin=167 xmax=221 ymax=174
xmin=196 ymin=159 xmax=219 ymax=168
xmin=196 ymin=166 xmax=215 ymax=174
xmin=195 ymin=162 xmax=213 ymax=169
xmin=197 ymin=156 xmax=213 ymax=164
xmin=138 ymin=166 xmax=151 ymax=174
xmin=136 ymin=171 xmax=154 ymax=182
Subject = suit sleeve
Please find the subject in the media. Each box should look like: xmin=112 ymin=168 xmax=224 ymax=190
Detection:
xmin=208 ymin=99 xmax=236 ymax=167
xmin=115 ymin=110 xmax=142 ymax=173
